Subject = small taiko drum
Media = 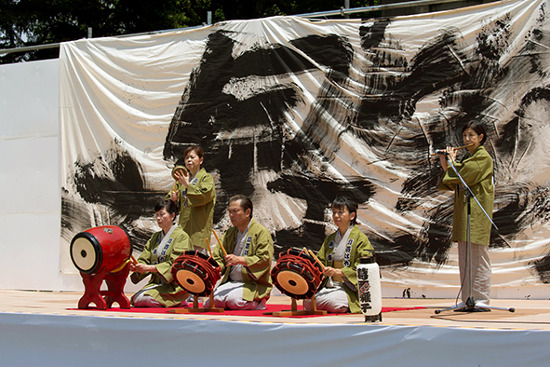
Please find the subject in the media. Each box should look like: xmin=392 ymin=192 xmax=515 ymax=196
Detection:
xmin=271 ymin=248 xmax=324 ymax=299
xmin=171 ymin=250 xmax=221 ymax=296
xmin=70 ymin=225 xmax=132 ymax=274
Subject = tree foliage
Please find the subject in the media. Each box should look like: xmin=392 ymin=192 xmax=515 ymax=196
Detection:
xmin=0 ymin=0 xmax=379 ymax=63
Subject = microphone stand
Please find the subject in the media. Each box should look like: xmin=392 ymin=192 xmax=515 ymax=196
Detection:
xmin=434 ymin=152 xmax=515 ymax=314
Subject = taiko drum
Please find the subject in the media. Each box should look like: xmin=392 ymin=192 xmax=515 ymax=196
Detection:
xmin=271 ymin=248 xmax=324 ymax=299
xmin=70 ymin=225 xmax=132 ymax=274
xmin=171 ymin=250 xmax=221 ymax=297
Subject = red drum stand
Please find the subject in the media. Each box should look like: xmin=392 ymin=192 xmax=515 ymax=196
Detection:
xmin=78 ymin=263 xmax=132 ymax=309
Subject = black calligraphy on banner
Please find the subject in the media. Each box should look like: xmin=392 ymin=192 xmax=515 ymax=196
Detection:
xmin=61 ymin=2 xmax=550 ymax=288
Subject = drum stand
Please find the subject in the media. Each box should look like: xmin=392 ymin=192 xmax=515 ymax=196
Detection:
xmin=170 ymin=292 xmax=224 ymax=314
xmin=78 ymin=264 xmax=131 ymax=310
xmin=265 ymin=295 xmax=327 ymax=317
xmin=435 ymin=155 xmax=514 ymax=314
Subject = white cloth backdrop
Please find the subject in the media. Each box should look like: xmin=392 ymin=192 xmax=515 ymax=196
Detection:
xmin=60 ymin=0 xmax=550 ymax=298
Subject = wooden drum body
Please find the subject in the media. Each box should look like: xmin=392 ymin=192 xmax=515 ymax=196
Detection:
xmin=271 ymin=248 xmax=324 ymax=299
xmin=70 ymin=225 xmax=132 ymax=274
xmin=171 ymin=250 xmax=221 ymax=296
xmin=69 ymin=225 xmax=133 ymax=309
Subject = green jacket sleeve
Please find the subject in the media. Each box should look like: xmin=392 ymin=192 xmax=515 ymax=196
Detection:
xmin=243 ymin=224 xmax=274 ymax=281
xmin=439 ymin=147 xmax=492 ymax=190
xmin=130 ymin=233 xmax=156 ymax=284
xmin=186 ymin=169 xmax=216 ymax=207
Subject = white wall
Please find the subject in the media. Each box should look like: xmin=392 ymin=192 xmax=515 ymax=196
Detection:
xmin=0 ymin=59 xmax=85 ymax=291
xmin=0 ymin=59 xmax=147 ymax=292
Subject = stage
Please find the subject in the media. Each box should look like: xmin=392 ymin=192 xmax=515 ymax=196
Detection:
xmin=1 ymin=290 xmax=549 ymax=366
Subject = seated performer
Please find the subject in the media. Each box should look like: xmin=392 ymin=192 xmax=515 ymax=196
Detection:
xmin=208 ymin=195 xmax=274 ymax=310
xmin=130 ymin=199 xmax=191 ymax=307
xmin=304 ymin=195 xmax=374 ymax=313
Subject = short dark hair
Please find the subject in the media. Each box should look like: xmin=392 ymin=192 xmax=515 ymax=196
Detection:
xmin=155 ymin=199 xmax=179 ymax=216
xmin=331 ymin=195 xmax=358 ymax=225
xmin=229 ymin=194 xmax=253 ymax=218
xmin=183 ymin=145 xmax=204 ymax=159
xmin=462 ymin=122 xmax=488 ymax=145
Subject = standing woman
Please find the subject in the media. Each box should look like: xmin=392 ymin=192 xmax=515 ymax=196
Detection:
xmin=304 ymin=196 xmax=374 ymax=313
xmin=130 ymin=199 xmax=191 ymax=307
xmin=438 ymin=122 xmax=494 ymax=308
xmin=169 ymin=145 xmax=216 ymax=252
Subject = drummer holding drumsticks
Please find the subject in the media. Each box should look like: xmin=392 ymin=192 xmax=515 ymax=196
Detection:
xmin=130 ymin=199 xmax=191 ymax=307
xmin=304 ymin=196 xmax=374 ymax=313
xmin=168 ymin=145 xmax=216 ymax=252
xmin=207 ymin=195 xmax=274 ymax=310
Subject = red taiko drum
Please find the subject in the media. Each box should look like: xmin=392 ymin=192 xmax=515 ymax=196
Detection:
xmin=70 ymin=225 xmax=132 ymax=274
xmin=171 ymin=250 xmax=221 ymax=296
xmin=271 ymin=248 xmax=324 ymax=299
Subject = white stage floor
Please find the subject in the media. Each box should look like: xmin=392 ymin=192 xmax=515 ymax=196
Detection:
xmin=1 ymin=290 xmax=549 ymax=366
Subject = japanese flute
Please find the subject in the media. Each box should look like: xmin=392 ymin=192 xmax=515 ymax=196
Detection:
xmin=431 ymin=143 xmax=474 ymax=156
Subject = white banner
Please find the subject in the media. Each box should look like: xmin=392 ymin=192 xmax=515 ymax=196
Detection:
xmin=60 ymin=0 xmax=550 ymax=298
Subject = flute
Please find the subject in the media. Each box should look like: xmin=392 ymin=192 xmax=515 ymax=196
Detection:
xmin=431 ymin=143 xmax=473 ymax=156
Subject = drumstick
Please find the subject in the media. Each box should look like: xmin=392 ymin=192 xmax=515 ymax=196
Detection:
xmin=213 ymin=229 xmax=228 ymax=257
xmin=306 ymin=249 xmax=325 ymax=270
xmin=112 ymin=255 xmax=138 ymax=273
xmin=205 ymin=238 xmax=213 ymax=257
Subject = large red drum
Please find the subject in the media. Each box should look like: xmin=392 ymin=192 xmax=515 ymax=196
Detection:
xmin=271 ymin=248 xmax=324 ymax=299
xmin=70 ymin=225 xmax=132 ymax=274
xmin=171 ymin=250 xmax=221 ymax=297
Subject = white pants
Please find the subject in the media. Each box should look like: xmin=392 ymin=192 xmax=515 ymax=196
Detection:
xmin=131 ymin=287 xmax=163 ymax=307
xmin=303 ymin=284 xmax=349 ymax=313
xmin=131 ymin=286 xmax=188 ymax=308
xmin=209 ymin=281 xmax=266 ymax=310
xmin=458 ymin=241 xmax=492 ymax=304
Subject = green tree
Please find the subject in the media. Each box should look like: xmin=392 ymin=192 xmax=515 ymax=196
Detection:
xmin=0 ymin=0 xmax=379 ymax=63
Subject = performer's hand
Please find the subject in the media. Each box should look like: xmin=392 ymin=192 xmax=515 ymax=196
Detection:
xmin=225 ymin=254 xmax=246 ymax=266
xmin=174 ymin=169 xmax=190 ymax=188
xmin=130 ymin=263 xmax=158 ymax=273
xmin=170 ymin=190 xmax=178 ymax=201
xmin=323 ymin=267 xmax=344 ymax=278
xmin=440 ymin=146 xmax=458 ymax=170
xmin=446 ymin=146 xmax=458 ymax=162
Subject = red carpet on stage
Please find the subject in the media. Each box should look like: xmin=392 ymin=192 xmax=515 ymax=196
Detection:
xmin=70 ymin=304 xmax=426 ymax=318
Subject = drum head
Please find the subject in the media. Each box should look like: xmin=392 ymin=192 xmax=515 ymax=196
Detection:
xmin=272 ymin=261 xmax=318 ymax=299
xmin=276 ymin=269 xmax=311 ymax=297
xmin=176 ymin=269 xmax=207 ymax=295
xmin=70 ymin=234 xmax=100 ymax=274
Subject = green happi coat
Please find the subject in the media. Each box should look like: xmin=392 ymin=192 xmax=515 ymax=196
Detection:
xmin=213 ymin=218 xmax=274 ymax=302
xmin=168 ymin=167 xmax=216 ymax=251
xmin=316 ymin=225 xmax=374 ymax=314
xmin=439 ymin=145 xmax=494 ymax=246
xmin=130 ymin=226 xmax=191 ymax=307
